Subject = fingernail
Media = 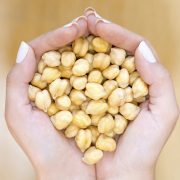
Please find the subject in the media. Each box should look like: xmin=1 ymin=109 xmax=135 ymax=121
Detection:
xmin=16 ymin=41 xmax=29 ymax=63
xmin=138 ymin=41 xmax=156 ymax=63
xmin=63 ymin=16 xmax=87 ymax=28
xmin=84 ymin=7 xmax=95 ymax=13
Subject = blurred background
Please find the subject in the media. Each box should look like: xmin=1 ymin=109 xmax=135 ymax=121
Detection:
xmin=0 ymin=0 xmax=180 ymax=179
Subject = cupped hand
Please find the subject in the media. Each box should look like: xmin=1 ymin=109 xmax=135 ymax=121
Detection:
xmin=84 ymin=9 xmax=179 ymax=180
xmin=5 ymin=16 xmax=95 ymax=180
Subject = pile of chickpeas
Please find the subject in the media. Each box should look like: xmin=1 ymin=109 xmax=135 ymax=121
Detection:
xmin=28 ymin=35 xmax=148 ymax=165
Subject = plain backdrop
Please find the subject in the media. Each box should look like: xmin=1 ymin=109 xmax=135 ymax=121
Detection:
xmin=0 ymin=0 xmax=180 ymax=179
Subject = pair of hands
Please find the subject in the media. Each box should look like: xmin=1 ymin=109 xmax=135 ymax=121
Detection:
xmin=5 ymin=8 xmax=179 ymax=180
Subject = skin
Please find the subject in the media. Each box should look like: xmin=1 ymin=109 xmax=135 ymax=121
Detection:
xmin=5 ymin=9 xmax=179 ymax=180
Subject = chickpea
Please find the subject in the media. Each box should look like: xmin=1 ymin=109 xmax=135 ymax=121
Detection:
xmin=42 ymin=51 xmax=61 ymax=67
xmin=88 ymin=70 xmax=103 ymax=84
xmin=81 ymin=100 xmax=90 ymax=112
xmin=86 ymin=35 xmax=95 ymax=53
xmin=92 ymin=37 xmax=111 ymax=53
xmin=73 ymin=38 xmax=89 ymax=57
xmin=75 ymin=129 xmax=92 ymax=152
xmin=47 ymin=103 xmax=59 ymax=116
xmin=38 ymin=59 xmax=46 ymax=74
xmin=41 ymin=67 xmax=61 ymax=83
xmin=31 ymin=73 xmax=47 ymax=89
xmin=82 ymin=146 xmax=103 ymax=165
xmin=51 ymin=111 xmax=73 ymax=130
xmin=72 ymin=110 xmax=91 ymax=128
xmin=121 ymin=56 xmax=135 ymax=73
xmin=59 ymin=65 xmax=72 ymax=78
xmin=58 ymin=45 xmax=72 ymax=53
xmin=65 ymin=124 xmax=79 ymax=138
xmin=116 ymin=68 xmax=129 ymax=88
xmin=49 ymin=79 xmax=68 ymax=99
xmin=86 ymin=100 xmax=108 ymax=115
xmin=28 ymin=85 xmax=40 ymax=101
xmin=119 ymin=103 xmax=140 ymax=121
xmin=85 ymin=83 xmax=106 ymax=100
xmin=70 ymin=75 xmax=87 ymax=90
xmin=103 ymin=80 xmax=118 ymax=99
xmin=98 ymin=114 xmax=115 ymax=133
xmin=72 ymin=59 xmax=90 ymax=76
xmin=114 ymin=115 xmax=128 ymax=134
xmin=64 ymin=79 xmax=72 ymax=95
xmin=108 ymin=106 xmax=119 ymax=115
xmin=134 ymin=96 xmax=146 ymax=103
xmin=105 ymin=131 xmax=115 ymax=138
xmin=132 ymin=78 xmax=148 ymax=98
xmin=110 ymin=48 xmax=126 ymax=65
xmin=125 ymin=87 xmax=133 ymax=103
xmin=102 ymin=64 xmax=120 ymax=80
xmin=61 ymin=51 xmax=76 ymax=67
xmin=84 ymin=53 xmax=94 ymax=71
xmin=55 ymin=95 xmax=71 ymax=110
xmin=69 ymin=104 xmax=80 ymax=111
xmin=88 ymin=126 xmax=100 ymax=145
xmin=96 ymin=134 xmax=116 ymax=152
xmin=35 ymin=90 xmax=51 ymax=112
xmin=91 ymin=113 xmax=105 ymax=126
xmin=129 ymin=71 xmax=139 ymax=86
xmin=70 ymin=89 xmax=87 ymax=106
xmin=108 ymin=88 xmax=125 ymax=106
xmin=93 ymin=53 xmax=111 ymax=70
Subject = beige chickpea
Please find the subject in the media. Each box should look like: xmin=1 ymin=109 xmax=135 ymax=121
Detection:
xmin=65 ymin=124 xmax=79 ymax=138
xmin=92 ymin=37 xmax=111 ymax=53
xmin=72 ymin=110 xmax=91 ymax=128
xmin=28 ymin=85 xmax=41 ymax=101
xmin=51 ymin=111 xmax=73 ymax=130
xmin=42 ymin=51 xmax=61 ymax=67
xmin=132 ymin=78 xmax=148 ymax=98
xmin=103 ymin=80 xmax=118 ymax=99
xmin=88 ymin=70 xmax=103 ymax=84
xmin=119 ymin=103 xmax=140 ymax=121
xmin=72 ymin=59 xmax=90 ymax=76
xmin=73 ymin=38 xmax=89 ymax=57
xmin=59 ymin=65 xmax=72 ymax=78
xmin=85 ymin=83 xmax=106 ymax=100
xmin=108 ymin=106 xmax=119 ymax=115
xmin=121 ymin=56 xmax=135 ymax=73
xmin=86 ymin=100 xmax=108 ymax=115
xmin=61 ymin=51 xmax=76 ymax=67
xmin=64 ymin=79 xmax=72 ymax=95
xmin=35 ymin=90 xmax=51 ymax=112
xmin=105 ymin=131 xmax=115 ymax=138
xmin=134 ymin=96 xmax=146 ymax=103
xmin=70 ymin=75 xmax=87 ymax=90
xmin=81 ymin=100 xmax=89 ymax=112
xmin=38 ymin=59 xmax=46 ymax=74
xmin=108 ymin=88 xmax=125 ymax=106
xmin=58 ymin=45 xmax=72 ymax=53
xmin=124 ymin=87 xmax=133 ymax=103
xmin=82 ymin=146 xmax=103 ymax=165
xmin=116 ymin=68 xmax=129 ymax=88
xmin=70 ymin=89 xmax=87 ymax=106
xmin=47 ymin=103 xmax=59 ymax=116
xmin=129 ymin=71 xmax=139 ymax=86
xmin=75 ymin=129 xmax=92 ymax=152
xmin=31 ymin=73 xmax=47 ymax=89
xmin=41 ymin=67 xmax=61 ymax=83
xmin=98 ymin=114 xmax=115 ymax=133
xmin=49 ymin=79 xmax=68 ymax=99
xmin=93 ymin=53 xmax=111 ymax=70
xmin=55 ymin=95 xmax=71 ymax=110
xmin=102 ymin=65 xmax=120 ymax=80
xmin=86 ymin=35 xmax=95 ymax=53
xmin=88 ymin=126 xmax=100 ymax=144
xmin=110 ymin=48 xmax=126 ymax=65
xmin=96 ymin=134 xmax=116 ymax=152
xmin=91 ymin=113 xmax=105 ymax=126
xmin=114 ymin=115 xmax=128 ymax=134
xmin=69 ymin=104 xmax=80 ymax=111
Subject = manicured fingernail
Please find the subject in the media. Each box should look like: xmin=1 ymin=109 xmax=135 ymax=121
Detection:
xmin=63 ymin=16 xmax=87 ymax=28
xmin=16 ymin=41 xmax=29 ymax=63
xmin=84 ymin=7 xmax=95 ymax=13
xmin=138 ymin=41 xmax=156 ymax=63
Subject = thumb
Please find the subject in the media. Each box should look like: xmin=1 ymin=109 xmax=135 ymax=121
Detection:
xmin=135 ymin=41 xmax=179 ymax=124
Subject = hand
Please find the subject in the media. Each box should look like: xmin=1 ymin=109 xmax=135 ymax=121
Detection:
xmin=5 ymin=16 xmax=95 ymax=180
xmin=84 ymin=9 xmax=179 ymax=180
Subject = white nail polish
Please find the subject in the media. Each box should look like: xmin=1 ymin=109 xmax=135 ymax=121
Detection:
xmin=63 ymin=22 xmax=74 ymax=28
xmin=94 ymin=12 xmax=111 ymax=23
xmin=63 ymin=16 xmax=87 ymax=28
xmin=138 ymin=41 xmax=156 ymax=63
xmin=84 ymin=7 xmax=95 ymax=13
xmin=16 ymin=41 xmax=29 ymax=63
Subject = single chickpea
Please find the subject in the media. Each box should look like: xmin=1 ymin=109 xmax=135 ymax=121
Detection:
xmin=110 ymin=48 xmax=126 ymax=65
xmin=124 ymin=87 xmax=133 ymax=103
xmin=38 ymin=59 xmax=46 ymax=74
xmin=64 ymin=79 xmax=72 ymax=95
xmin=103 ymin=80 xmax=118 ymax=99
xmin=70 ymin=89 xmax=87 ymax=106
xmin=102 ymin=65 xmax=120 ymax=80
xmin=91 ymin=113 xmax=105 ymax=126
xmin=116 ymin=68 xmax=129 ymax=88
xmin=93 ymin=53 xmax=111 ymax=70
xmin=96 ymin=134 xmax=116 ymax=152
xmin=105 ymin=131 xmax=115 ymax=138
xmin=129 ymin=71 xmax=139 ymax=86
xmin=47 ymin=103 xmax=59 ymax=116
xmin=69 ymin=104 xmax=80 ymax=111
xmin=51 ymin=111 xmax=73 ymax=130
xmin=61 ymin=51 xmax=76 ymax=67
xmin=108 ymin=106 xmax=119 ymax=115
xmin=58 ymin=45 xmax=72 ymax=53
xmin=65 ymin=124 xmax=79 ymax=138
xmin=134 ymin=96 xmax=146 ymax=103
xmin=35 ymin=90 xmax=51 ymax=112
xmin=86 ymin=35 xmax=95 ymax=53
xmin=82 ymin=146 xmax=103 ymax=165
xmin=84 ymin=53 xmax=94 ymax=71
xmin=88 ymin=126 xmax=100 ymax=145
xmin=28 ymin=85 xmax=41 ymax=101
xmin=70 ymin=75 xmax=87 ymax=90
xmin=88 ymin=70 xmax=103 ymax=84
xmin=59 ymin=65 xmax=72 ymax=78
xmin=55 ymin=95 xmax=71 ymax=110
xmin=119 ymin=103 xmax=140 ymax=121
xmin=121 ymin=56 xmax=135 ymax=73
xmin=31 ymin=73 xmax=47 ymax=89
xmin=114 ymin=115 xmax=128 ymax=134
xmin=42 ymin=51 xmax=61 ymax=67
xmin=72 ymin=59 xmax=90 ymax=76
xmin=81 ymin=100 xmax=90 ymax=112
xmin=75 ymin=129 xmax=92 ymax=152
